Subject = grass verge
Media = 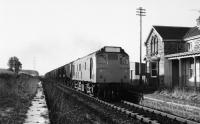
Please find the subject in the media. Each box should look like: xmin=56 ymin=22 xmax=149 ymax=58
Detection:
xmin=0 ymin=72 xmax=39 ymax=124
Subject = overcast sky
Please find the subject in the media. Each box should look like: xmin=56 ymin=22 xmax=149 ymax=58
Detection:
xmin=0 ymin=0 xmax=200 ymax=75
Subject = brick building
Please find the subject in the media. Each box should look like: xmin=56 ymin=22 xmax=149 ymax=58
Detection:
xmin=145 ymin=25 xmax=191 ymax=89
xmin=145 ymin=17 xmax=200 ymax=90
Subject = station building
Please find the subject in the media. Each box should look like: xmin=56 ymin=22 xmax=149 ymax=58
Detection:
xmin=145 ymin=16 xmax=200 ymax=90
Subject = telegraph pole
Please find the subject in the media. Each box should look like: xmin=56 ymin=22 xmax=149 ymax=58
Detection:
xmin=136 ymin=7 xmax=146 ymax=87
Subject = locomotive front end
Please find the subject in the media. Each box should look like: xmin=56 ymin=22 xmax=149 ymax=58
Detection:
xmin=96 ymin=46 xmax=129 ymax=83
xmin=95 ymin=46 xmax=130 ymax=100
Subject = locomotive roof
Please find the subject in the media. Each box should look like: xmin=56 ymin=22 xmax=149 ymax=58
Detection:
xmin=45 ymin=46 xmax=128 ymax=74
xmin=73 ymin=46 xmax=128 ymax=61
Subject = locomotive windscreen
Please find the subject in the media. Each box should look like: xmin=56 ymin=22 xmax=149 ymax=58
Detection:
xmin=105 ymin=47 xmax=120 ymax=52
xmin=108 ymin=54 xmax=118 ymax=60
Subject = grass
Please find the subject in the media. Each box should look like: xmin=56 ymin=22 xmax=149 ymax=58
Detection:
xmin=155 ymin=87 xmax=200 ymax=104
xmin=0 ymin=71 xmax=39 ymax=124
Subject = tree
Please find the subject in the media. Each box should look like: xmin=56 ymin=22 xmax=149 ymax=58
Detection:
xmin=7 ymin=56 xmax=22 ymax=73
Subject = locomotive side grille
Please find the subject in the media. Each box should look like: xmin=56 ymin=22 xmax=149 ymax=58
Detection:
xmin=108 ymin=54 xmax=118 ymax=60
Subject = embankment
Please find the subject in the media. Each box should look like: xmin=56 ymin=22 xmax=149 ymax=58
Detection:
xmin=0 ymin=72 xmax=39 ymax=124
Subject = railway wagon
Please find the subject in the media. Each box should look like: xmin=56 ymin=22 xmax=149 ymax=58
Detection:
xmin=45 ymin=46 xmax=130 ymax=100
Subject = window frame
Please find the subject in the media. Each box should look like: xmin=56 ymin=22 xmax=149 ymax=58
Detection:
xmin=187 ymin=42 xmax=192 ymax=51
xmin=189 ymin=59 xmax=193 ymax=78
xmin=97 ymin=55 xmax=107 ymax=64
xmin=155 ymin=36 xmax=158 ymax=54
xmin=150 ymin=36 xmax=158 ymax=55
xmin=151 ymin=37 xmax=154 ymax=54
xmin=79 ymin=64 xmax=81 ymax=71
xmin=151 ymin=62 xmax=157 ymax=77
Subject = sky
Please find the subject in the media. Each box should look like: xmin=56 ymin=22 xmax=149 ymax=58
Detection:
xmin=0 ymin=0 xmax=200 ymax=75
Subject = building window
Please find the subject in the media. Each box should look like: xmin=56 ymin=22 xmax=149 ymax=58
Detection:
xmin=153 ymin=37 xmax=156 ymax=53
xmin=79 ymin=64 xmax=81 ymax=71
xmin=189 ymin=59 xmax=193 ymax=78
xmin=187 ymin=43 xmax=190 ymax=51
xmin=151 ymin=37 xmax=154 ymax=54
xmin=151 ymin=62 xmax=157 ymax=77
xmin=177 ymin=43 xmax=182 ymax=52
xmin=150 ymin=36 xmax=158 ymax=54
xmin=72 ymin=65 xmax=75 ymax=76
xmin=187 ymin=42 xmax=192 ymax=51
xmin=155 ymin=36 xmax=158 ymax=54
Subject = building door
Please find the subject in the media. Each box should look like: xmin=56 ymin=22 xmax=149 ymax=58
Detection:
xmin=172 ymin=60 xmax=179 ymax=88
xmin=149 ymin=61 xmax=159 ymax=89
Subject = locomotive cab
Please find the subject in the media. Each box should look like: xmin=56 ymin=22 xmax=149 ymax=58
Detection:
xmin=95 ymin=46 xmax=130 ymax=100
xmin=96 ymin=46 xmax=129 ymax=83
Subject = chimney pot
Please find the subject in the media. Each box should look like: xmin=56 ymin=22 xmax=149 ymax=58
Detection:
xmin=197 ymin=16 xmax=200 ymax=28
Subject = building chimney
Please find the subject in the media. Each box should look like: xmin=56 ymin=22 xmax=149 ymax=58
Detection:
xmin=197 ymin=16 xmax=200 ymax=28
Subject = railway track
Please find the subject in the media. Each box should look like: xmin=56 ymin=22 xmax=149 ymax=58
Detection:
xmin=55 ymin=83 xmax=200 ymax=124
xmin=115 ymin=101 xmax=200 ymax=124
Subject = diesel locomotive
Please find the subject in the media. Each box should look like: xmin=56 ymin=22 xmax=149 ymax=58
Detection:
xmin=45 ymin=46 xmax=130 ymax=100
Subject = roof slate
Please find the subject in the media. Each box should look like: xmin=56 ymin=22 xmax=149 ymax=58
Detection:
xmin=153 ymin=26 xmax=191 ymax=40
xmin=183 ymin=26 xmax=200 ymax=39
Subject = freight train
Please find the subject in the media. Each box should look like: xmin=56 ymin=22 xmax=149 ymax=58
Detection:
xmin=45 ymin=46 xmax=130 ymax=100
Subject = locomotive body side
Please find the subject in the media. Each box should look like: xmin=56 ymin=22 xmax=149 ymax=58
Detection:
xmin=72 ymin=53 xmax=97 ymax=83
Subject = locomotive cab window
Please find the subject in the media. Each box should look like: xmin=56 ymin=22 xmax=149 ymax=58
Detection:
xmin=97 ymin=55 xmax=107 ymax=64
xmin=120 ymin=56 xmax=129 ymax=65
xmin=108 ymin=54 xmax=118 ymax=60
